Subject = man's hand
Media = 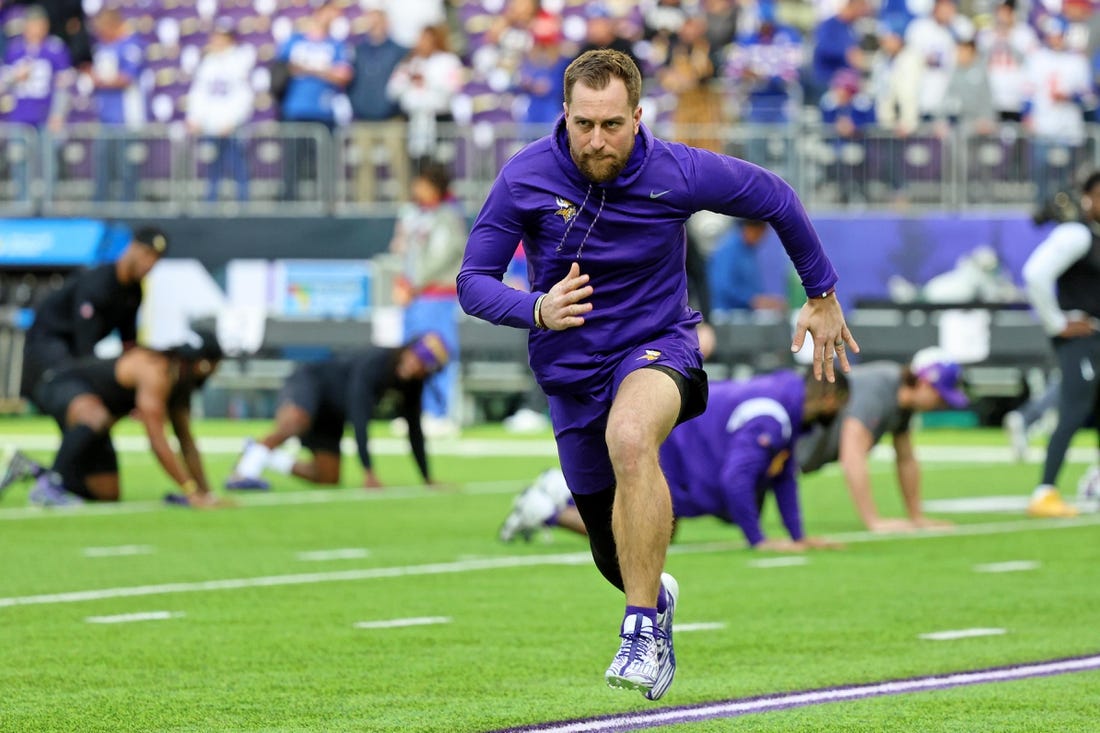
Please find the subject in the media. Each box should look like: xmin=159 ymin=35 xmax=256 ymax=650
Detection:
xmin=364 ymin=470 xmax=383 ymax=490
xmin=539 ymin=262 xmax=593 ymax=331
xmin=188 ymin=491 xmax=235 ymax=509
xmin=792 ymin=294 xmax=859 ymax=382
xmin=1058 ymin=318 xmax=1097 ymax=339
xmin=393 ymin=279 xmax=414 ymax=307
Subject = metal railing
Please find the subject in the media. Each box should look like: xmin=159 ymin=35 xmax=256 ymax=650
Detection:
xmin=0 ymin=123 xmax=39 ymax=217
xmin=3 ymin=119 xmax=1098 ymax=216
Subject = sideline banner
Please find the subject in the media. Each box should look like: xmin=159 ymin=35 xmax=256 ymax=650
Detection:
xmin=0 ymin=219 xmax=107 ymax=266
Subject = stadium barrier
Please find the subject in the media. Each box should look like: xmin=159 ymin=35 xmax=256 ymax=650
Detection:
xmin=0 ymin=122 xmax=38 ymax=216
xmin=3 ymin=121 xmax=1100 ymax=215
xmin=27 ymin=122 xmax=332 ymax=218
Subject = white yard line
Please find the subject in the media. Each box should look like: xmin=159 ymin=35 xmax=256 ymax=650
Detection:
xmin=0 ymin=480 xmax=525 ymax=521
xmin=973 ymin=561 xmax=1040 ymax=573
xmin=674 ymin=622 xmax=727 ymax=633
xmin=0 ymin=432 xmax=1094 ymax=462
xmin=827 ymin=513 xmax=1100 ymax=543
xmin=919 ymin=628 xmax=1008 ymax=641
xmin=0 ymin=434 xmax=561 ymax=457
xmin=353 ymin=616 xmax=451 ymax=630
xmin=296 ymin=548 xmax=371 ymax=562
xmin=923 ymin=496 xmax=1031 ymax=514
xmin=82 ymin=545 xmax=155 ymax=558
xmin=2 ymin=515 xmax=1098 ymax=610
xmin=747 ymin=557 xmax=809 ymax=568
xmin=84 ymin=611 xmax=184 ymax=624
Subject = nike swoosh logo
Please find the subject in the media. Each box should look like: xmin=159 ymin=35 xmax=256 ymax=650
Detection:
xmin=649 ymin=190 xmax=671 ymax=199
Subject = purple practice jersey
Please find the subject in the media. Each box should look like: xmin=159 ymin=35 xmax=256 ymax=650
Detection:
xmin=2 ymin=36 xmax=71 ymax=126
xmin=660 ymin=371 xmax=806 ymax=546
xmin=457 ymin=117 xmax=838 ymax=395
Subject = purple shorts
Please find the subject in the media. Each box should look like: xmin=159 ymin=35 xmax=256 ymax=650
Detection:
xmin=548 ymin=328 xmax=706 ymax=495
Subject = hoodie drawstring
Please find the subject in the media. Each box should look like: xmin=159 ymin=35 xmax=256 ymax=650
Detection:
xmin=555 ymin=183 xmax=606 ymax=262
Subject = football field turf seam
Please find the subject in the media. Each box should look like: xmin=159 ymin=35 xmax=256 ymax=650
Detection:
xmin=485 ymin=653 xmax=1100 ymax=732
xmin=1 ymin=515 xmax=1099 ymax=609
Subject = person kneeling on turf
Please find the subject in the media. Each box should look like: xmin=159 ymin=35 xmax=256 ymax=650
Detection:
xmin=1 ymin=331 xmax=225 ymax=507
xmin=500 ymin=370 xmax=849 ymax=551
xmin=225 ymin=332 xmax=449 ymax=490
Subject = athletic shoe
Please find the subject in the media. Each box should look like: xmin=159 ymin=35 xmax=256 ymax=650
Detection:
xmin=0 ymin=449 xmax=39 ymax=495
xmin=1077 ymin=465 xmax=1100 ymax=513
xmin=28 ymin=474 xmax=83 ymax=507
xmin=1003 ymin=411 xmax=1028 ymax=462
xmin=224 ymin=475 xmax=272 ymax=491
xmin=421 ymin=415 xmax=460 ymax=439
xmin=605 ymin=613 xmax=662 ymax=693
xmin=498 ymin=483 xmax=559 ymax=542
xmin=645 ymin=573 xmax=679 ymax=701
xmin=164 ymin=492 xmax=191 ymax=507
xmin=1027 ymin=487 xmax=1079 ymax=518
xmin=502 ymin=408 xmax=550 ymax=434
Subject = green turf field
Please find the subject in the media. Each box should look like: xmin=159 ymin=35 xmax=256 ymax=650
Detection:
xmin=0 ymin=418 xmax=1097 ymax=732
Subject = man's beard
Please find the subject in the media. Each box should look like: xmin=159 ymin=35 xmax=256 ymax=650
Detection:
xmin=572 ymin=139 xmax=633 ymax=183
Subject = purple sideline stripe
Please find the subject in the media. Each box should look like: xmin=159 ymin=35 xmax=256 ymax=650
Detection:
xmin=488 ymin=653 xmax=1100 ymax=733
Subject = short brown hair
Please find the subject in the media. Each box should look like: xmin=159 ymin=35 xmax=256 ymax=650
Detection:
xmin=563 ymin=49 xmax=642 ymax=110
xmin=804 ymin=369 xmax=850 ymax=404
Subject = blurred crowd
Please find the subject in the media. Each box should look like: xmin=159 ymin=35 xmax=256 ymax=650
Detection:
xmin=3 ymin=0 xmax=1100 ymax=203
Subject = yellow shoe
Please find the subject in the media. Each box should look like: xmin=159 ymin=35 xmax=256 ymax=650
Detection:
xmin=1027 ymin=487 xmax=1080 ymax=518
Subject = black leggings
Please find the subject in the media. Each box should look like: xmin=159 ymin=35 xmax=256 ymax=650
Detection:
xmin=1042 ymin=334 xmax=1100 ymax=486
xmin=572 ymin=487 xmax=623 ymax=592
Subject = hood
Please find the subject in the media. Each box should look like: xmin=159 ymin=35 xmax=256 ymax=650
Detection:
xmin=549 ymin=114 xmax=654 ymax=190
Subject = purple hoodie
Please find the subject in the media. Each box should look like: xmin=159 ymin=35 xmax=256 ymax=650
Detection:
xmin=660 ymin=372 xmax=806 ymax=546
xmin=457 ymin=117 xmax=837 ymax=394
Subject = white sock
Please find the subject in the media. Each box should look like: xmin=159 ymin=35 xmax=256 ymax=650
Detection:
xmin=266 ymin=450 xmax=295 ymax=475
xmin=236 ymin=442 xmax=270 ymax=479
xmin=1032 ymin=484 xmax=1055 ymax=501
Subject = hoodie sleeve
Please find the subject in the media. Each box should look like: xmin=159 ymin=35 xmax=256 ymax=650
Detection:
xmin=718 ymin=418 xmax=788 ymax=547
xmin=456 ymin=170 xmax=543 ymax=328
xmin=771 ymin=450 xmax=804 ymax=541
xmin=685 ymin=149 xmax=838 ymax=299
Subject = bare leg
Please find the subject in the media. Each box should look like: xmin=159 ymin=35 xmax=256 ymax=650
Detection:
xmin=260 ymin=404 xmax=312 ymax=450
xmin=605 ymin=369 xmax=682 ymax=608
xmin=291 ymin=450 xmax=341 ymax=485
xmin=557 ymin=505 xmax=588 ymax=535
xmin=84 ymin=472 xmax=121 ymax=501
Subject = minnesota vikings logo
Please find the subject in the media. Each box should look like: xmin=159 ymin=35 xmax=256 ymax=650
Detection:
xmin=554 ymin=196 xmax=577 ymax=223
xmin=636 ymin=349 xmax=662 ymax=362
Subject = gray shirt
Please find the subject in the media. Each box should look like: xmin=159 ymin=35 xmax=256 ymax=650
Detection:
xmin=797 ymin=362 xmax=912 ymax=472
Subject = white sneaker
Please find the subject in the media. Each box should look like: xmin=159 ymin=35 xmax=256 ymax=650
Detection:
xmin=1003 ymin=411 xmax=1028 ymax=462
xmin=605 ymin=613 xmax=661 ymax=693
xmin=531 ymin=468 xmax=572 ymax=510
xmin=503 ymin=408 xmax=550 ymax=434
xmin=1078 ymin=465 xmax=1100 ymax=514
xmin=646 ymin=573 xmax=679 ymax=701
xmin=0 ymin=448 xmax=39 ymax=496
xmin=421 ymin=415 xmax=459 ymax=439
xmin=499 ymin=483 xmax=559 ymax=542
xmin=390 ymin=417 xmax=408 ymax=437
